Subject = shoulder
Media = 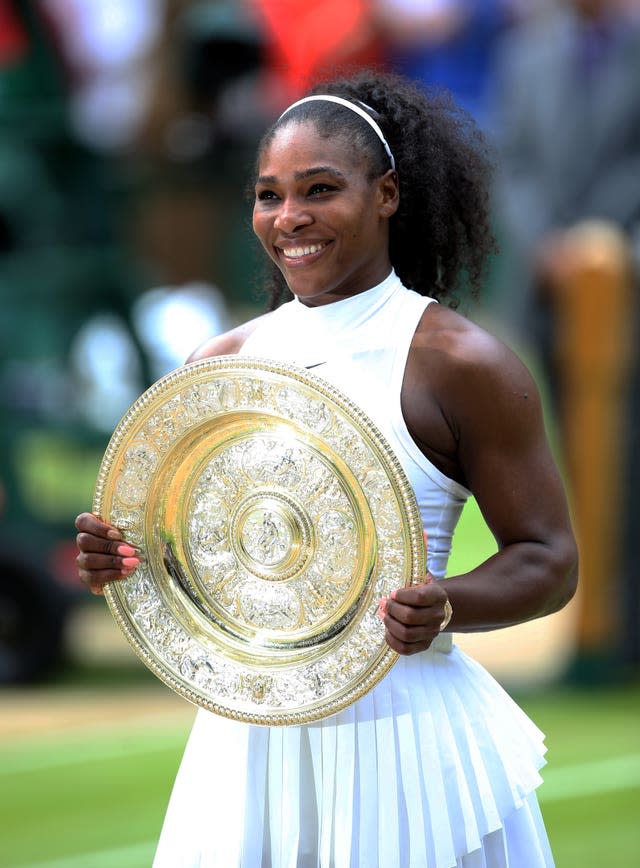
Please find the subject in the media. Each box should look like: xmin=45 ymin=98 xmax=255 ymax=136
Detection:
xmin=404 ymin=304 xmax=543 ymax=469
xmin=412 ymin=303 xmax=533 ymax=388
xmin=186 ymin=312 xmax=274 ymax=362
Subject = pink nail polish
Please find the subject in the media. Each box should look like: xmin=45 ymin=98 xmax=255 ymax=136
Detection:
xmin=122 ymin=557 xmax=140 ymax=568
xmin=117 ymin=544 xmax=137 ymax=557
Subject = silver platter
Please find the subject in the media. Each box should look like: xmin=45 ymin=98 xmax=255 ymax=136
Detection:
xmin=94 ymin=356 xmax=425 ymax=725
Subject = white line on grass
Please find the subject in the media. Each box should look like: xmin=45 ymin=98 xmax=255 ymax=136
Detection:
xmin=0 ymin=728 xmax=188 ymax=775
xmin=9 ymin=840 xmax=156 ymax=868
xmin=539 ymin=752 xmax=640 ymax=802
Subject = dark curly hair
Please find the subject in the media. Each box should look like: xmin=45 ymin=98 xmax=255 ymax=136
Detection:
xmin=254 ymin=69 xmax=497 ymax=310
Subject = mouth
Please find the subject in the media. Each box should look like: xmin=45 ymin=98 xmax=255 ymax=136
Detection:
xmin=277 ymin=241 xmax=330 ymax=263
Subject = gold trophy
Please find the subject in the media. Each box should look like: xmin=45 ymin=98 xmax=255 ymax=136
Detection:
xmin=94 ymin=357 xmax=425 ymax=725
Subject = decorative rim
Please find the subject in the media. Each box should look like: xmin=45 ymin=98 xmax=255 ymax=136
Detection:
xmin=95 ymin=355 xmax=425 ymax=725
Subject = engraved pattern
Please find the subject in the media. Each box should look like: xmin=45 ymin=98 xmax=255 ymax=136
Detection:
xmin=241 ymin=509 xmax=293 ymax=566
xmin=95 ymin=357 xmax=425 ymax=725
xmin=184 ymin=433 xmax=358 ymax=635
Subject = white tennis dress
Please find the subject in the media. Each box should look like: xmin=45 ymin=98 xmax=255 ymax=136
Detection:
xmin=153 ymin=271 xmax=554 ymax=867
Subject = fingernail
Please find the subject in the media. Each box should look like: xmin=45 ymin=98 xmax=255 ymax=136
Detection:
xmin=377 ymin=597 xmax=388 ymax=619
xmin=122 ymin=557 xmax=140 ymax=568
xmin=107 ymin=528 xmax=123 ymax=541
xmin=117 ymin=544 xmax=137 ymax=557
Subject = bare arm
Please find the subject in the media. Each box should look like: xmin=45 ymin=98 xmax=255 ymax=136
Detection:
xmin=383 ymin=307 xmax=578 ymax=653
xmin=443 ymin=337 xmax=577 ymax=628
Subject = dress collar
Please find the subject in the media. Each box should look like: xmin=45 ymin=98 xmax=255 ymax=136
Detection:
xmin=290 ymin=270 xmax=401 ymax=332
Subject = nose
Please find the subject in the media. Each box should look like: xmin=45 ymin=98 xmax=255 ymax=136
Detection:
xmin=273 ymin=196 xmax=313 ymax=233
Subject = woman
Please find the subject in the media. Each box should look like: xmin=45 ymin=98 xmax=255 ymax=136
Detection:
xmin=76 ymin=70 xmax=578 ymax=866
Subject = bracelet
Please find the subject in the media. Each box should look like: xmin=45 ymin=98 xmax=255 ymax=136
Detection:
xmin=439 ymin=598 xmax=453 ymax=632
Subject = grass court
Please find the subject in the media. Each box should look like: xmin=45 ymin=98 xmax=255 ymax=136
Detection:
xmin=2 ymin=499 xmax=637 ymax=867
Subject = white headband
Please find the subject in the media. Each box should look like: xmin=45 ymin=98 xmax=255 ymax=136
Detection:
xmin=278 ymin=94 xmax=396 ymax=171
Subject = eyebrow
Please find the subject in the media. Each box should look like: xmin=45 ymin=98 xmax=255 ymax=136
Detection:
xmin=256 ymin=166 xmax=347 ymax=185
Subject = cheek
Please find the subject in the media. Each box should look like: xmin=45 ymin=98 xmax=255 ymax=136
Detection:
xmin=251 ymin=208 xmax=261 ymax=238
xmin=253 ymin=212 xmax=283 ymax=269
xmin=252 ymin=211 xmax=270 ymax=249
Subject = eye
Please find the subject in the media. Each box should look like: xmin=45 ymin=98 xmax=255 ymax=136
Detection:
xmin=308 ymin=183 xmax=335 ymax=196
xmin=256 ymin=189 xmax=278 ymax=202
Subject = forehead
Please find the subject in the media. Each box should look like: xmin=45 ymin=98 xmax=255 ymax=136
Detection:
xmin=258 ymin=120 xmax=367 ymax=177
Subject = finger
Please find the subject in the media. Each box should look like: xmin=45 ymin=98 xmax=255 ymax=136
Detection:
xmin=377 ymin=597 xmax=389 ymax=620
xmin=384 ymin=624 xmax=436 ymax=656
xmin=386 ymin=599 xmax=444 ymax=633
xmin=386 ymin=616 xmax=436 ymax=643
xmin=76 ymin=530 xmax=141 ymax=564
xmin=75 ymin=542 xmax=141 ymax=589
xmin=76 ymin=548 xmax=141 ymax=571
xmin=75 ymin=512 xmax=123 ymax=541
xmin=390 ymin=579 xmax=442 ymax=608
xmin=78 ymin=557 xmax=140 ymax=592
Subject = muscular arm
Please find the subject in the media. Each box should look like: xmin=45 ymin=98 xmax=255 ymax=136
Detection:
xmin=445 ymin=334 xmax=577 ymax=630
xmin=384 ymin=306 xmax=578 ymax=652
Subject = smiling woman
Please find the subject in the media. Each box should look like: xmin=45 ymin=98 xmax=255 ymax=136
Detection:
xmin=253 ymin=72 xmax=496 ymax=313
xmin=252 ymin=124 xmax=398 ymax=306
xmin=75 ymin=70 xmax=578 ymax=867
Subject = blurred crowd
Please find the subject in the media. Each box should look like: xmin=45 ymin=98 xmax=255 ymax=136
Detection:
xmin=1 ymin=0 xmax=639 ymax=680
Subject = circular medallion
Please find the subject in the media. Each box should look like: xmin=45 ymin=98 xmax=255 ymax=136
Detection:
xmin=94 ymin=356 xmax=425 ymax=725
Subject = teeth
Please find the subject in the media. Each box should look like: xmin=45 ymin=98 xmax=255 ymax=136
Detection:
xmin=283 ymin=243 xmax=326 ymax=259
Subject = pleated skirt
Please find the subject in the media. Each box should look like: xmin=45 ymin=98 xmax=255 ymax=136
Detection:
xmin=153 ymin=641 xmax=555 ymax=868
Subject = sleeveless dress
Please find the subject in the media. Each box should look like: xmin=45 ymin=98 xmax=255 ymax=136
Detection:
xmin=153 ymin=271 xmax=555 ymax=868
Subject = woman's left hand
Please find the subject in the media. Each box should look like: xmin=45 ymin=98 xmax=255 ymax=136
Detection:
xmin=379 ymin=573 xmax=452 ymax=655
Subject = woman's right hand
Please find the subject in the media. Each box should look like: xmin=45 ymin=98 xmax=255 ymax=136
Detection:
xmin=75 ymin=512 xmax=142 ymax=595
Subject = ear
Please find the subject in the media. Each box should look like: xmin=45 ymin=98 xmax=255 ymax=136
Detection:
xmin=377 ymin=169 xmax=400 ymax=219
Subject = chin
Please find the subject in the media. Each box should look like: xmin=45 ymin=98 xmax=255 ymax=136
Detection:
xmin=287 ymin=282 xmax=328 ymax=303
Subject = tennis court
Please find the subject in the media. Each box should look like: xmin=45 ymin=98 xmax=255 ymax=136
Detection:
xmin=2 ymin=498 xmax=638 ymax=868
xmin=1 ymin=670 xmax=638 ymax=868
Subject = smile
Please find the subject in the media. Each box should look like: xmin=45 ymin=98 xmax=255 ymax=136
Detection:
xmin=280 ymin=242 xmax=328 ymax=259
